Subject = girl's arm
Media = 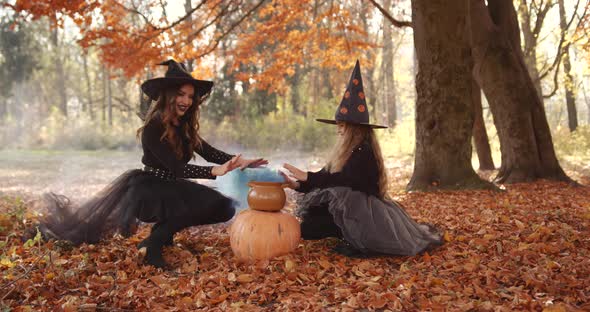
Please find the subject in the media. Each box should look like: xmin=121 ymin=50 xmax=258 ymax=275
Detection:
xmin=296 ymin=168 xmax=326 ymax=193
xmin=297 ymin=144 xmax=373 ymax=191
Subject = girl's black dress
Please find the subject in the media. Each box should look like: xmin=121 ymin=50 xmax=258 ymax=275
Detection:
xmin=40 ymin=116 xmax=236 ymax=245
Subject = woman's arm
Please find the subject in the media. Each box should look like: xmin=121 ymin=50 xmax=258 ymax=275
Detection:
xmin=196 ymin=140 xmax=234 ymax=164
xmin=197 ymin=139 xmax=269 ymax=169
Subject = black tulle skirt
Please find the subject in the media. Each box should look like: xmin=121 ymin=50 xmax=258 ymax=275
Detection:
xmin=39 ymin=170 xmax=236 ymax=245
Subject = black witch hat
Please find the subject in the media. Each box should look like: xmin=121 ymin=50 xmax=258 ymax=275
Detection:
xmin=141 ymin=60 xmax=214 ymax=101
xmin=316 ymin=60 xmax=387 ymax=129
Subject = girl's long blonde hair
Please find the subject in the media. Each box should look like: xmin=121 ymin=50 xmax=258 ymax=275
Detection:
xmin=325 ymin=122 xmax=388 ymax=199
xmin=137 ymin=84 xmax=205 ymax=159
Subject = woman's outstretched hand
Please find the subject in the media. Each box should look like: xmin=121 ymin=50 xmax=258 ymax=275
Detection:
xmin=212 ymin=155 xmax=242 ymax=176
xmin=237 ymin=157 xmax=269 ymax=170
xmin=283 ymin=163 xmax=308 ymax=182
xmin=280 ymin=171 xmax=300 ymax=189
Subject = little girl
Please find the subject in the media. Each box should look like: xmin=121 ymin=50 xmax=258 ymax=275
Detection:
xmin=282 ymin=60 xmax=443 ymax=257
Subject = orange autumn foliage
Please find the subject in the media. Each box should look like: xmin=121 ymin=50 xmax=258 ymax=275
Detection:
xmin=9 ymin=0 xmax=375 ymax=92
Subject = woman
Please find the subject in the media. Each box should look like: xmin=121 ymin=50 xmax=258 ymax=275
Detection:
xmin=39 ymin=60 xmax=267 ymax=268
xmin=282 ymin=60 xmax=443 ymax=258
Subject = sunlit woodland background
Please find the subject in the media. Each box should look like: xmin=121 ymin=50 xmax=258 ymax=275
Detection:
xmin=1 ymin=1 xmax=590 ymax=311
xmin=0 ymin=0 xmax=588 ymax=165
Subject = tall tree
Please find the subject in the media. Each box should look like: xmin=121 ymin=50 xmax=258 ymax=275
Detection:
xmin=470 ymin=0 xmax=570 ymax=183
xmin=107 ymin=67 xmax=113 ymax=126
xmin=472 ymin=80 xmax=495 ymax=170
xmin=381 ymin=0 xmax=397 ymax=127
xmin=358 ymin=1 xmax=379 ymax=126
xmin=517 ymin=0 xmax=553 ymax=100
xmin=559 ymin=0 xmax=578 ymax=131
xmin=407 ymin=0 xmax=493 ymax=191
xmin=82 ymin=51 xmax=94 ymax=120
xmin=0 ymin=17 xmax=38 ymax=118
xmin=101 ymin=64 xmax=106 ymax=123
xmin=49 ymin=25 xmax=67 ymax=116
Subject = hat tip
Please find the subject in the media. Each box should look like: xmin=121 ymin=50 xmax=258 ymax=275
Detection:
xmin=157 ymin=59 xmax=176 ymax=66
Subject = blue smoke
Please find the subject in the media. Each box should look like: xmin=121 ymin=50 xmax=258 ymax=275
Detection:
xmin=216 ymin=167 xmax=285 ymax=211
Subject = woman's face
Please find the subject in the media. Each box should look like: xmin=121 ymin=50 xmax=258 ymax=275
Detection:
xmin=336 ymin=121 xmax=346 ymax=136
xmin=174 ymin=84 xmax=195 ymax=117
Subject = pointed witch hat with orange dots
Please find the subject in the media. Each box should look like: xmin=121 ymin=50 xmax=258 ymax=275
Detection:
xmin=316 ymin=60 xmax=387 ymax=129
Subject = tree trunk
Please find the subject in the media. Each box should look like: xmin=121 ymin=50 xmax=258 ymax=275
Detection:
xmin=559 ymin=0 xmax=578 ymax=132
xmin=517 ymin=0 xmax=544 ymax=100
xmin=82 ymin=52 xmax=94 ymax=120
xmin=107 ymin=67 xmax=113 ymax=126
xmin=359 ymin=4 xmax=380 ymax=126
xmin=408 ymin=0 xmax=494 ymax=191
xmin=289 ymin=66 xmax=302 ymax=114
xmin=101 ymin=65 xmax=107 ymax=123
xmin=582 ymin=79 xmax=590 ymax=124
xmin=185 ymin=0 xmax=195 ymax=73
xmin=50 ymin=27 xmax=67 ymax=117
xmin=469 ymin=0 xmax=570 ymax=183
xmin=382 ymin=0 xmax=397 ymax=127
xmin=472 ymin=79 xmax=495 ymax=170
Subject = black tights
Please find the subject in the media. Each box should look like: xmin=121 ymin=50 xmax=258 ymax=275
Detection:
xmin=141 ymin=200 xmax=235 ymax=268
xmin=299 ymin=204 xmax=342 ymax=240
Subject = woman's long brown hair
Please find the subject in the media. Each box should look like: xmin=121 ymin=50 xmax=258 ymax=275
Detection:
xmin=137 ymin=83 xmax=207 ymax=159
xmin=325 ymin=123 xmax=388 ymax=199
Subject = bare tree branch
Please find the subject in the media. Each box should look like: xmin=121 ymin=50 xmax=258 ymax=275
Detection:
xmin=539 ymin=0 xmax=586 ymax=79
xmin=542 ymin=59 xmax=561 ymax=98
xmin=125 ymin=1 xmax=155 ymax=29
xmin=192 ymin=0 xmax=267 ymax=59
xmin=159 ymin=0 xmax=168 ymax=23
xmin=366 ymin=0 xmax=412 ymax=28
xmin=121 ymin=0 xmax=209 ymax=34
xmin=531 ymin=1 xmax=555 ymax=39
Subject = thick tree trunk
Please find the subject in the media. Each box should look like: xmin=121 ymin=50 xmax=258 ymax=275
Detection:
xmin=408 ymin=0 xmax=494 ymax=191
xmin=472 ymin=79 xmax=495 ymax=170
xmin=559 ymin=0 xmax=578 ymax=132
xmin=469 ymin=0 xmax=570 ymax=183
xmin=382 ymin=0 xmax=397 ymax=127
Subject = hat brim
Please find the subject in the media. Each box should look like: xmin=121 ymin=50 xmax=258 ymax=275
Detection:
xmin=315 ymin=119 xmax=388 ymax=129
xmin=141 ymin=77 xmax=214 ymax=101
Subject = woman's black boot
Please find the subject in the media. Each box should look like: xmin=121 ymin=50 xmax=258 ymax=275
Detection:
xmin=138 ymin=222 xmax=173 ymax=248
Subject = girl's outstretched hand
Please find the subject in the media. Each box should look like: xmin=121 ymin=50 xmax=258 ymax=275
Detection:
xmin=283 ymin=163 xmax=308 ymax=182
xmin=212 ymin=154 xmax=242 ymax=176
xmin=280 ymin=171 xmax=300 ymax=189
xmin=237 ymin=157 xmax=269 ymax=170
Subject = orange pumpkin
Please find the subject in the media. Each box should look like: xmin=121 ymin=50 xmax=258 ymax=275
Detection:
xmin=230 ymin=209 xmax=300 ymax=262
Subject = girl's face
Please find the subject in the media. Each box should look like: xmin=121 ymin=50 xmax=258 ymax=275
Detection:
xmin=336 ymin=121 xmax=346 ymax=136
xmin=174 ymin=84 xmax=195 ymax=117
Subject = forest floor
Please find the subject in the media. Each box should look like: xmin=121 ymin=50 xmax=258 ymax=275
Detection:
xmin=0 ymin=150 xmax=589 ymax=311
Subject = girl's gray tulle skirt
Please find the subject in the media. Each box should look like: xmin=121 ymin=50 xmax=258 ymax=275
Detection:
xmin=297 ymin=187 xmax=443 ymax=256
